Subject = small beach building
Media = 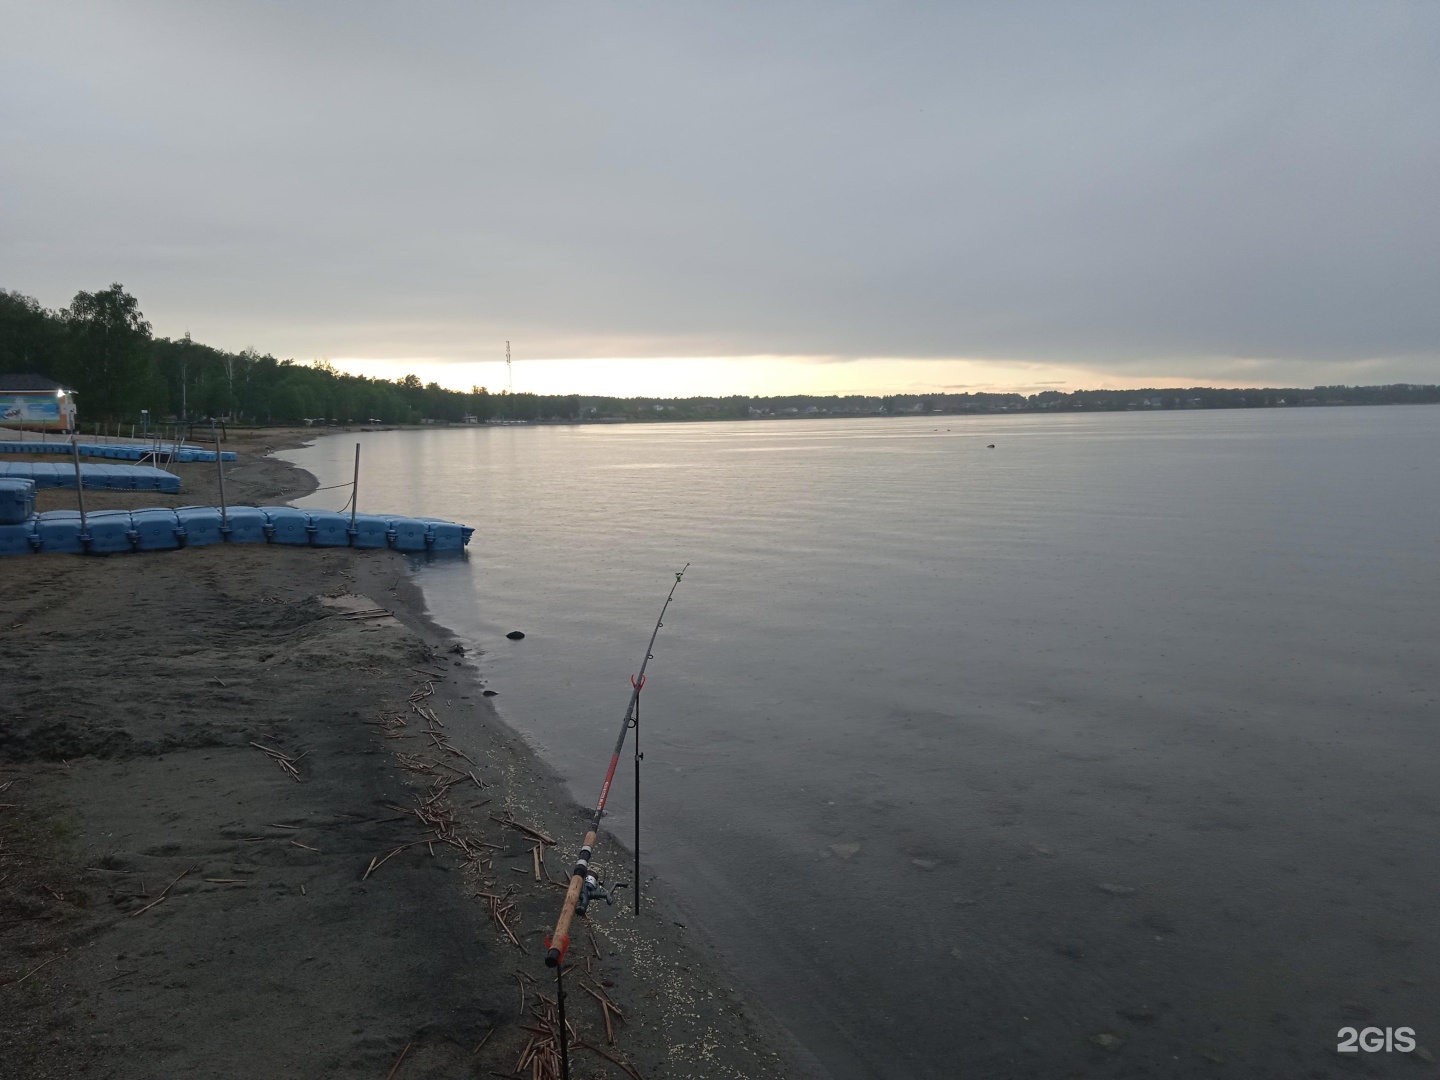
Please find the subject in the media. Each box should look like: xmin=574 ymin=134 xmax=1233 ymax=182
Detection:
xmin=0 ymin=374 xmax=77 ymax=433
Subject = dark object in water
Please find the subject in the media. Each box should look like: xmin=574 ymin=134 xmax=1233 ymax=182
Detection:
xmin=987 ymin=443 xmax=995 ymax=449
xmin=506 ymin=630 xmax=526 ymax=640
xmin=482 ymin=690 xmax=498 ymax=697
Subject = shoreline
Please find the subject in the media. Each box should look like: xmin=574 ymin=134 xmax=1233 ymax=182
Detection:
xmin=0 ymin=431 xmax=815 ymax=1079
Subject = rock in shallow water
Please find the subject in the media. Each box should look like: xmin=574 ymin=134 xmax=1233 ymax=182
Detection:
xmin=505 ymin=630 xmax=525 ymax=640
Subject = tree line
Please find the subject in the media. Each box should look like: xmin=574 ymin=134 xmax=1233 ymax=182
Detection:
xmin=3 ymin=283 xmax=1436 ymax=426
xmin=0 ymin=284 xmax=581 ymax=425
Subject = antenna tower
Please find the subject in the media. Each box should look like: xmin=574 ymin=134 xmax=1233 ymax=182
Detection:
xmin=506 ymin=341 xmax=512 ymax=391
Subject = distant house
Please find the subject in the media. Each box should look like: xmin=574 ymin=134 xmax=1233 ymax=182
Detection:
xmin=0 ymin=373 xmax=77 ymax=432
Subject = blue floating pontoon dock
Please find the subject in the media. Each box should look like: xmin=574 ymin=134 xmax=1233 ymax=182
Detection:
xmin=0 ymin=461 xmax=182 ymax=493
xmin=0 ymin=495 xmax=472 ymax=557
xmin=0 ymin=439 xmax=237 ymax=462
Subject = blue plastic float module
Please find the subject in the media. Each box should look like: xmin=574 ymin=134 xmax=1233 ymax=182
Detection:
xmin=348 ymin=512 xmax=391 ymax=549
xmin=0 ymin=440 xmax=236 ymax=462
xmin=0 ymin=520 xmax=34 ymax=555
xmin=0 ymin=478 xmax=36 ymax=524
xmin=223 ymin=506 xmax=269 ymax=544
xmin=86 ymin=510 xmax=138 ymax=554
xmin=261 ymin=506 xmax=311 ymax=545
xmin=307 ymin=509 xmax=351 ymax=547
xmin=0 ymin=506 xmax=473 ymax=555
xmin=176 ymin=506 xmax=225 ymax=547
xmin=0 ymin=461 xmax=182 ymax=493
xmin=131 ymin=509 xmax=182 ymax=550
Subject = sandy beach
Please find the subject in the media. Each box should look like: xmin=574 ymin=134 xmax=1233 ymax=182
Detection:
xmin=0 ymin=431 xmax=809 ymax=1080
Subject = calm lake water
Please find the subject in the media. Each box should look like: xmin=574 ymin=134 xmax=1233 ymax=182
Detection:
xmin=286 ymin=408 xmax=1440 ymax=1079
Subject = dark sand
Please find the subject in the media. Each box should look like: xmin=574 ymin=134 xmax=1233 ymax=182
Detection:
xmin=1 ymin=431 xmax=811 ymax=1079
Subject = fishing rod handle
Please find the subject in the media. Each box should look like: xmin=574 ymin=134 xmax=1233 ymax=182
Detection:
xmin=545 ymin=830 xmax=597 ymax=967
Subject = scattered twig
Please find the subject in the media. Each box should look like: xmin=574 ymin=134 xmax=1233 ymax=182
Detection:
xmin=489 ymin=811 xmax=556 ymax=846
xmin=129 ymin=864 xmax=194 ymax=917
xmin=583 ymin=985 xmax=617 ymax=1043
xmin=362 ymin=842 xmax=427 ymax=880
xmin=576 ymin=1038 xmax=647 ymax=1080
xmin=1 ymin=955 xmax=61 ymax=988
xmin=436 ymin=742 xmax=476 ymax=765
xmin=581 ymin=978 xmax=623 ymax=1018
xmin=384 ymin=1042 xmax=411 ymax=1080
xmin=249 ymin=741 xmax=304 ymax=781
xmin=482 ymin=891 xmax=524 ymax=949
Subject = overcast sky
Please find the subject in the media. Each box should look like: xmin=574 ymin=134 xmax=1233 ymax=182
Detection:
xmin=2 ymin=1 xmax=1437 ymax=395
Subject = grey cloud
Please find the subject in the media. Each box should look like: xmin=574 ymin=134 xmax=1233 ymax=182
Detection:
xmin=1 ymin=1 xmax=1436 ymax=380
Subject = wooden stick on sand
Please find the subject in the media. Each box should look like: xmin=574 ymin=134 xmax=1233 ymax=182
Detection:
xmin=129 ymin=864 xmax=194 ymax=917
xmin=384 ymin=1042 xmax=411 ymax=1080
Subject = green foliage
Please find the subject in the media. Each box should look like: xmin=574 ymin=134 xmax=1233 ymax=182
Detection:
xmin=64 ymin=284 xmax=156 ymax=418
xmin=0 ymin=289 xmax=68 ymax=383
xmin=0 ymin=284 xmax=585 ymax=424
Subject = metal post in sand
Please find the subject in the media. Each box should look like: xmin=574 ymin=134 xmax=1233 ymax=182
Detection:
xmin=70 ymin=434 xmax=89 ymax=551
xmin=211 ymin=419 xmax=228 ymax=531
xmin=634 ymin=678 xmax=643 ymax=914
xmin=555 ymin=961 xmax=572 ymax=1080
xmin=350 ymin=442 xmax=360 ymax=530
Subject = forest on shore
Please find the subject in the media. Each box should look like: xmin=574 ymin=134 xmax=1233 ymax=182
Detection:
xmin=3 ymin=283 xmax=1437 ymax=426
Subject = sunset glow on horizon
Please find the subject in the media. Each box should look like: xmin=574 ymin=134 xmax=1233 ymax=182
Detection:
xmin=322 ymin=354 xmax=1245 ymax=399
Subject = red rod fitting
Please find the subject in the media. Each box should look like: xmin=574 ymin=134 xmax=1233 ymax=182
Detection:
xmin=544 ymin=934 xmax=570 ymax=967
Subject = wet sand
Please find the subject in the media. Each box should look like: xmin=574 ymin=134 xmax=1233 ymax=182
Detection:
xmin=0 ymin=431 xmax=812 ymax=1079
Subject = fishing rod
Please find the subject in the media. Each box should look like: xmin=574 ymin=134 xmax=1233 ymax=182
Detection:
xmin=545 ymin=563 xmax=689 ymax=969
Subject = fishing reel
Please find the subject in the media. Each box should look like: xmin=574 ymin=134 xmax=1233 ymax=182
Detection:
xmin=576 ymin=872 xmax=628 ymax=917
